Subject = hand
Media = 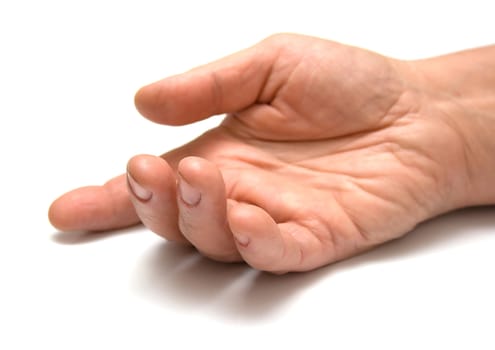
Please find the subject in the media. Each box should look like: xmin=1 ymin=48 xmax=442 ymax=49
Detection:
xmin=49 ymin=34 xmax=487 ymax=273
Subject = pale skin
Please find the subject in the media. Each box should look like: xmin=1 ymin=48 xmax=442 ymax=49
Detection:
xmin=49 ymin=34 xmax=495 ymax=273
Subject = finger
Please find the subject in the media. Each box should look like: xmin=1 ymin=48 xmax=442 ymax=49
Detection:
xmin=176 ymin=156 xmax=240 ymax=262
xmin=134 ymin=40 xmax=278 ymax=126
xmin=127 ymin=155 xmax=186 ymax=242
xmin=228 ymin=202 xmax=323 ymax=273
xmin=48 ymin=174 xmax=139 ymax=232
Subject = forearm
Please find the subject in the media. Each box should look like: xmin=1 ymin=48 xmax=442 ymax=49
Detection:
xmin=410 ymin=45 xmax=495 ymax=206
xmin=413 ymin=45 xmax=495 ymax=113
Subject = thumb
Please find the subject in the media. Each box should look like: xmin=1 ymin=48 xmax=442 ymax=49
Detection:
xmin=134 ymin=40 xmax=278 ymax=126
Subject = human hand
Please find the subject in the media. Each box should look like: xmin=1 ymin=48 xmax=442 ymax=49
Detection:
xmin=49 ymin=34 xmax=494 ymax=273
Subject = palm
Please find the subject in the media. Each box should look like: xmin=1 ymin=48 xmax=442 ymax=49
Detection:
xmin=50 ymin=34 xmax=466 ymax=272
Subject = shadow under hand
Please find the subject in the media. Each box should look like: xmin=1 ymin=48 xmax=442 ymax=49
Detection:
xmin=131 ymin=241 xmax=330 ymax=321
xmin=131 ymin=206 xmax=495 ymax=320
xmin=51 ymin=225 xmax=141 ymax=245
xmin=341 ymin=206 xmax=495 ymax=266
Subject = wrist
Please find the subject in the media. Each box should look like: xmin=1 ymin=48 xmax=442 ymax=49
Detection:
xmin=402 ymin=46 xmax=495 ymax=207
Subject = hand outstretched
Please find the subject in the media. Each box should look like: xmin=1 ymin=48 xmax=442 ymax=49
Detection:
xmin=50 ymin=34 xmax=477 ymax=273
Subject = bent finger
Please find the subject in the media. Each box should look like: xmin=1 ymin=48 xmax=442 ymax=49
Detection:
xmin=176 ymin=156 xmax=240 ymax=262
xmin=127 ymin=154 xmax=185 ymax=242
xmin=228 ymin=202 xmax=323 ymax=273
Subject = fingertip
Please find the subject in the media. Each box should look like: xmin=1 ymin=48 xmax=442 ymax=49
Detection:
xmin=126 ymin=154 xmax=184 ymax=242
xmin=133 ymin=78 xmax=186 ymax=126
xmin=48 ymin=183 xmax=138 ymax=232
xmin=126 ymin=155 xmax=158 ymax=202
xmin=127 ymin=154 xmax=164 ymax=185
xmin=48 ymin=195 xmax=71 ymax=231
xmin=176 ymin=157 xmax=203 ymax=207
xmin=177 ymin=156 xmax=218 ymax=186
xmin=134 ymin=84 xmax=161 ymax=124
xmin=177 ymin=155 xmax=201 ymax=174
xmin=176 ymin=156 xmax=223 ymax=209
xmin=48 ymin=189 xmax=87 ymax=231
xmin=227 ymin=202 xmax=256 ymax=247
xmin=227 ymin=202 xmax=285 ymax=271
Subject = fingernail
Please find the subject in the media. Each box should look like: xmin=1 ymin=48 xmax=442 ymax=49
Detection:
xmin=234 ymin=233 xmax=250 ymax=247
xmin=178 ymin=175 xmax=201 ymax=206
xmin=127 ymin=172 xmax=152 ymax=201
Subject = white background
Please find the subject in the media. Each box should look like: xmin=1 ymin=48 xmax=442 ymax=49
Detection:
xmin=1 ymin=1 xmax=494 ymax=349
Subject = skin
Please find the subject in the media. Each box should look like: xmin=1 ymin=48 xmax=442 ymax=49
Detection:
xmin=49 ymin=34 xmax=495 ymax=273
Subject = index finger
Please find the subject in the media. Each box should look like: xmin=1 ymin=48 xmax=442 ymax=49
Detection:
xmin=48 ymin=174 xmax=139 ymax=232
